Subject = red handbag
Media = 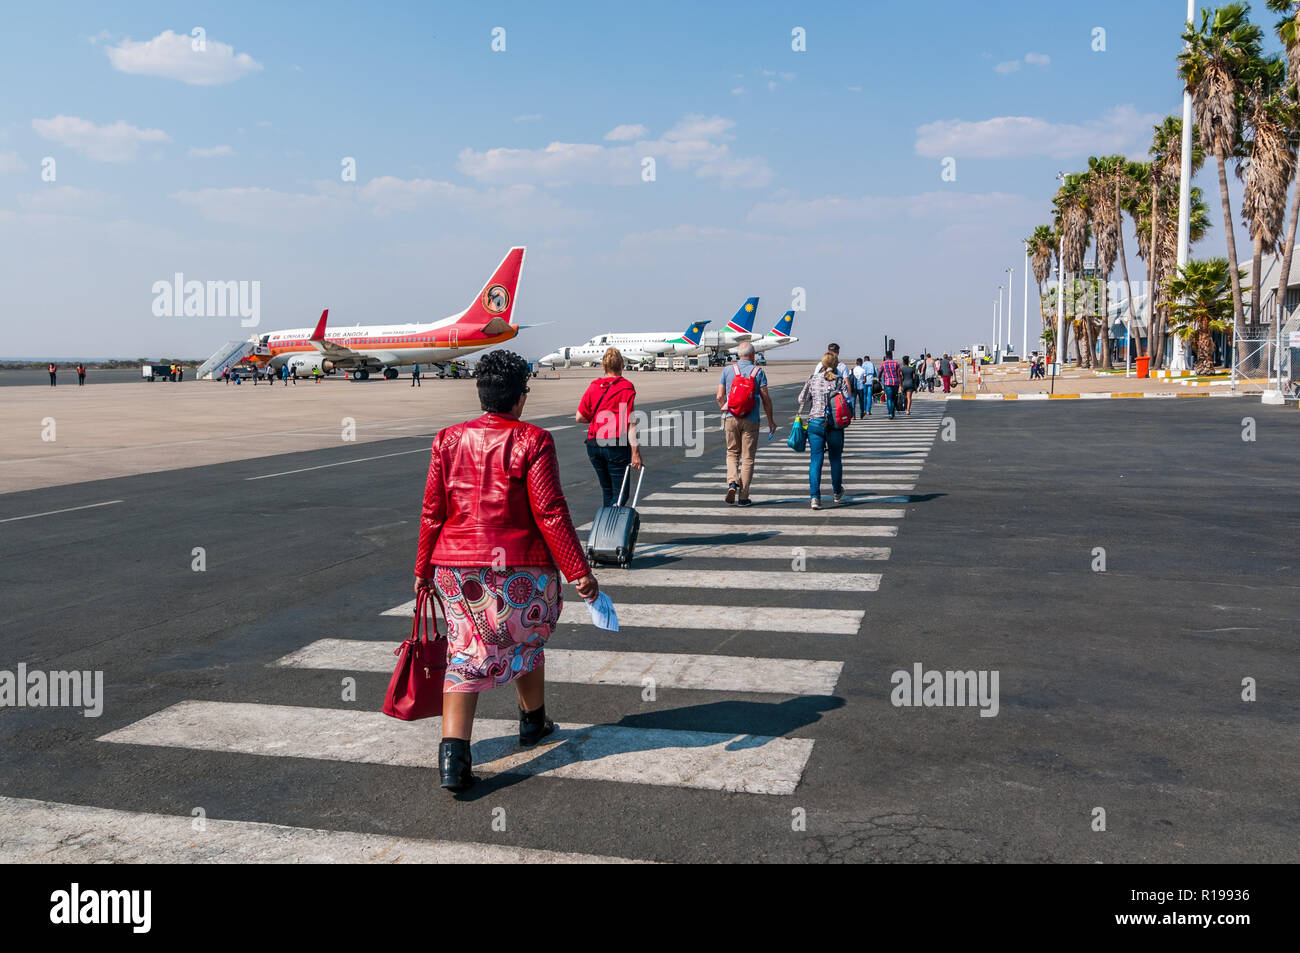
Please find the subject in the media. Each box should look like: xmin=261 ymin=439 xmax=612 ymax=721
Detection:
xmin=381 ymin=587 xmax=447 ymax=720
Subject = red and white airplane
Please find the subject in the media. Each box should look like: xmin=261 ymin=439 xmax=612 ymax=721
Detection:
xmin=248 ymin=247 xmax=526 ymax=380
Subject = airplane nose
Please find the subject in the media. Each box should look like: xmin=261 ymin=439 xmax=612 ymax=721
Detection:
xmin=540 ymin=352 xmax=560 ymax=365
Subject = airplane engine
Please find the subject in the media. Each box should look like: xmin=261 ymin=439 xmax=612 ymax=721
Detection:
xmin=286 ymin=353 xmax=334 ymax=375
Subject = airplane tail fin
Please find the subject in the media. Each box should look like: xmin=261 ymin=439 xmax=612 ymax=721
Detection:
xmin=460 ymin=246 xmax=526 ymax=336
xmin=725 ymin=297 xmax=759 ymax=335
xmin=770 ymin=311 xmax=795 ymax=338
xmin=679 ymin=320 xmax=710 ymax=346
xmin=309 ymin=309 xmax=329 ymax=341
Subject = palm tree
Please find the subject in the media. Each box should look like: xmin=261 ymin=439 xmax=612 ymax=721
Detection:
xmin=1137 ymin=117 xmax=1206 ymax=369
xmin=1179 ymin=2 xmax=1264 ymax=344
xmin=1088 ymin=154 xmax=1134 ymax=368
xmin=1167 ymin=258 xmax=1241 ymax=373
xmin=1239 ymin=55 xmax=1296 ymax=328
xmin=1116 ymin=159 xmax=1150 ymax=362
xmin=1052 ymin=172 xmax=1091 ymax=365
xmin=1027 ymin=225 xmax=1056 ymax=348
xmin=1266 ymin=0 xmax=1300 ymax=336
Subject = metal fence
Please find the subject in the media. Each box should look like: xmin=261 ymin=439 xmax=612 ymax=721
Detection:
xmin=1231 ymin=325 xmax=1272 ymax=395
xmin=1231 ymin=315 xmax=1300 ymax=398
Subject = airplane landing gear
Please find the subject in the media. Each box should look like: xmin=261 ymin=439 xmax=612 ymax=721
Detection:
xmin=350 ymin=369 xmax=371 ymax=381
xmin=383 ymin=367 xmax=399 ymax=380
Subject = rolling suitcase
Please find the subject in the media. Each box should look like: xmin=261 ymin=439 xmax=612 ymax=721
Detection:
xmin=586 ymin=466 xmax=644 ymax=569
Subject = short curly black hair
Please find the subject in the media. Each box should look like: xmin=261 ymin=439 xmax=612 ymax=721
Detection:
xmin=476 ymin=349 xmax=531 ymax=413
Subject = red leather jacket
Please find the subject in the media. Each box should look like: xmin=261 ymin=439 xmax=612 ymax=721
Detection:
xmin=414 ymin=413 xmax=591 ymax=582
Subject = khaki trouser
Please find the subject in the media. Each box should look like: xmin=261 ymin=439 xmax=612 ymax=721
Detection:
xmin=724 ymin=415 xmax=760 ymax=499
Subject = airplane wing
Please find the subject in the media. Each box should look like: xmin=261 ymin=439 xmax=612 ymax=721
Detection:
xmin=307 ymin=309 xmax=368 ymax=365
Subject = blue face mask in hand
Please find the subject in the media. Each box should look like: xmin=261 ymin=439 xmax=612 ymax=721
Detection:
xmin=585 ymin=591 xmax=620 ymax=631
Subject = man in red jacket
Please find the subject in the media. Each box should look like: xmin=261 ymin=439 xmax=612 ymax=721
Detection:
xmin=414 ymin=349 xmax=598 ymax=792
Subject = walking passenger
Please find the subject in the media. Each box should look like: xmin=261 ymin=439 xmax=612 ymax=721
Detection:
xmin=938 ymin=353 xmax=955 ymax=392
xmin=718 ymin=341 xmax=776 ymax=506
xmin=796 ymin=352 xmax=852 ymax=509
xmin=414 ymin=349 xmax=599 ymax=792
xmin=851 ymin=358 xmax=868 ymax=419
xmin=412 ymin=363 xmax=421 ymax=387
xmin=878 ymin=351 xmax=901 ymax=419
xmin=924 ymin=354 xmax=937 ymax=392
xmin=48 ymin=362 xmax=56 ymax=386
xmin=900 ymin=356 xmax=918 ymax=415
xmin=576 ymin=347 xmax=642 ymax=508
xmin=77 ymin=363 xmax=86 ymax=386
xmin=861 ymin=354 xmax=876 ymax=415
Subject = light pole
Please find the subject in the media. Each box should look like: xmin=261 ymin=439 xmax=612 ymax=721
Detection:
xmin=1022 ymin=244 xmax=1029 ymax=357
xmin=1172 ymin=0 xmax=1195 ymax=373
xmin=1006 ymin=266 xmax=1014 ymax=357
xmin=1055 ymin=171 xmax=1067 ymax=376
xmin=997 ymin=285 xmax=1003 ymax=360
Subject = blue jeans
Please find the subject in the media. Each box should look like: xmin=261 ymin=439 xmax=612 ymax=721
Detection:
xmin=854 ymin=386 xmax=868 ymax=417
xmin=883 ymin=385 xmax=899 ymax=418
xmin=806 ymin=418 xmax=844 ymax=500
xmin=587 ymin=442 xmax=632 ymax=509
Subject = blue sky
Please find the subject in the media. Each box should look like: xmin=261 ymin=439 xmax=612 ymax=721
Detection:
xmin=0 ymin=0 xmax=1271 ymax=359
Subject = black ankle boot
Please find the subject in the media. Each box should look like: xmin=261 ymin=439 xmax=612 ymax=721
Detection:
xmin=439 ymin=738 xmax=477 ymax=791
xmin=519 ymin=705 xmax=556 ymax=747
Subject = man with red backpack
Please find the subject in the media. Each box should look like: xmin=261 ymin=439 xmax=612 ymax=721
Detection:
xmin=716 ymin=342 xmax=775 ymax=506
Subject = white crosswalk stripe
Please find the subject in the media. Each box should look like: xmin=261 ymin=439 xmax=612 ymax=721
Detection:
xmin=612 ymin=521 xmax=898 ymax=537
xmin=672 ymin=481 xmax=916 ymax=491
xmin=382 ymin=599 xmax=867 ymax=634
xmin=632 ymin=505 xmax=906 ymax=518
xmin=0 ymin=796 xmax=641 ymax=864
xmin=99 ymin=701 xmax=815 ymax=795
xmin=276 ymin=640 xmax=844 ymax=694
xmin=645 ymin=492 xmax=913 ymax=504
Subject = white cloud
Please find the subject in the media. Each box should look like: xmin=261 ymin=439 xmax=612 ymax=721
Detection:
xmin=747 ymin=190 xmax=1033 ymax=228
xmin=170 ymin=186 xmax=336 ymax=229
xmin=620 ymin=224 xmax=782 ymax=248
xmin=358 ymin=176 xmax=474 ymax=213
xmin=514 ymin=113 xmax=542 ymax=123
xmin=16 ymin=186 xmax=118 ymax=216
xmin=914 ymin=105 xmax=1161 ymax=160
xmin=106 ymin=30 xmax=262 ymax=86
xmin=605 ymin=123 xmax=648 ymax=141
xmin=731 ymin=86 xmax=746 ymax=95
xmin=168 ymin=177 xmax=591 ymax=230
xmin=0 ymin=150 xmax=26 ymax=174
xmin=456 ymin=113 xmax=771 ymax=188
xmin=187 ymin=144 xmax=234 ymax=158
xmin=31 ymin=115 xmax=170 ymax=162
xmin=996 ymin=52 xmax=1051 ymax=75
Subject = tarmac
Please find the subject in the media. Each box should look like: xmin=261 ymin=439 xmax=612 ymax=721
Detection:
xmin=0 ymin=370 xmax=1296 ymax=862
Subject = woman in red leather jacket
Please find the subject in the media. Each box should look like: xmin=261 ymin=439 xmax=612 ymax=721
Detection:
xmin=414 ymin=349 xmax=599 ymax=791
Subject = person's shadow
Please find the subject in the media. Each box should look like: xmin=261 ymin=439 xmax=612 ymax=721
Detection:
xmin=451 ymin=696 xmax=844 ymax=799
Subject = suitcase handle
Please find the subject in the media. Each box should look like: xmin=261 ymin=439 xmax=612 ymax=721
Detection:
xmin=617 ymin=464 xmax=646 ymax=508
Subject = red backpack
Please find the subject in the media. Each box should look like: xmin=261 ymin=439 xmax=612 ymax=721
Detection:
xmin=726 ymin=364 xmax=761 ymax=416
xmin=830 ymin=380 xmax=853 ymax=428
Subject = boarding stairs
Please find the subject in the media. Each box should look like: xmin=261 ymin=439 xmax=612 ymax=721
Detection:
xmin=196 ymin=340 xmax=256 ymax=380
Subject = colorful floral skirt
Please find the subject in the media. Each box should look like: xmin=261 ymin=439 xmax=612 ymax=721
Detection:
xmin=431 ymin=565 xmax=561 ymax=693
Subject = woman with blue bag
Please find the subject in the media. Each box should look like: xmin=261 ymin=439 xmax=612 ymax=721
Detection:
xmin=795 ymin=353 xmax=851 ymax=509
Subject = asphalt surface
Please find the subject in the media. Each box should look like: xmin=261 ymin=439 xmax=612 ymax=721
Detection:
xmin=0 ymin=387 xmax=1296 ymax=863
